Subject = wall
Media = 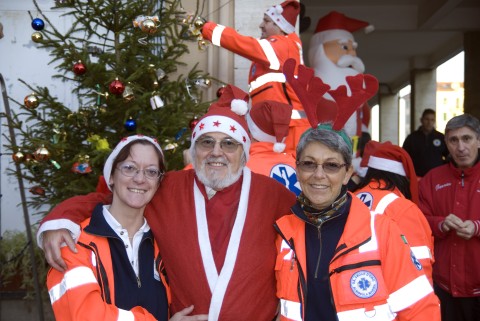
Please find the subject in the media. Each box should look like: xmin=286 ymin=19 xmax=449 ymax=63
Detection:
xmin=0 ymin=0 xmax=77 ymax=235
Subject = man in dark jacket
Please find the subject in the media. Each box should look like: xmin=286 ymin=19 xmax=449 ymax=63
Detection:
xmin=403 ymin=108 xmax=449 ymax=177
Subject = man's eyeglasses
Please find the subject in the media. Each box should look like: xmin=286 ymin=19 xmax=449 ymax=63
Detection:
xmin=196 ymin=137 xmax=242 ymax=153
xmin=296 ymin=161 xmax=348 ymax=174
xmin=117 ymin=164 xmax=163 ymax=180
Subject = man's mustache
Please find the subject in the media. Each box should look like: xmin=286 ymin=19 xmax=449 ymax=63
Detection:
xmin=337 ymin=55 xmax=365 ymax=73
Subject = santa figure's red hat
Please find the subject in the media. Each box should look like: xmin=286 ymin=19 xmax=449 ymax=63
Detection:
xmin=366 ymin=143 xmax=419 ymax=204
xmin=246 ymin=100 xmax=293 ymax=153
xmin=265 ymin=0 xmax=300 ymax=35
xmin=191 ymin=84 xmax=251 ymax=159
xmin=312 ymin=11 xmax=373 ymax=45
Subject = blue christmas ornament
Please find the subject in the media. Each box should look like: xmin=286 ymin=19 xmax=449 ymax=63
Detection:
xmin=124 ymin=117 xmax=137 ymax=131
xmin=175 ymin=127 xmax=187 ymax=140
xmin=31 ymin=18 xmax=45 ymax=31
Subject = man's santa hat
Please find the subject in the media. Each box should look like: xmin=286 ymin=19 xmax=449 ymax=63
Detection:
xmin=246 ymin=100 xmax=293 ymax=153
xmin=312 ymin=11 xmax=373 ymax=45
xmin=265 ymin=0 xmax=300 ymax=35
xmin=362 ymin=141 xmax=419 ymax=204
xmin=191 ymin=84 xmax=251 ymax=160
xmin=104 ymin=134 xmax=164 ymax=191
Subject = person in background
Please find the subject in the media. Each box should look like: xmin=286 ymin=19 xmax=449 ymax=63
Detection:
xmin=402 ymin=108 xmax=448 ymax=177
xmin=418 ymin=113 xmax=480 ymax=321
xmin=274 ymin=125 xmax=440 ymax=321
xmin=46 ymin=135 xmax=207 ymax=321
xmin=37 ymin=85 xmax=297 ymax=321
xmin=201 ymin=0 xmax=309 ymax=154
xmin=355 ymin=141 xmax=434 ymax=283
xmin=246 ymin=100 xmax=300 ymax=195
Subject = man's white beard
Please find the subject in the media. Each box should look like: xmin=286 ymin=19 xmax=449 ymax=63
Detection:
xmin=309 ymin=44 xmax=366 ymax=138
xmin=193 ymin=154 xmax=244 ymax=190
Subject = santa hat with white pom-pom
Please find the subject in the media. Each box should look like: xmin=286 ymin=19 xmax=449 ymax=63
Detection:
xmin=246 ymin=100 xmax=292 ymax=153
xmin=265 ymin=0 xmax=300 ymax=35
xmin=191 ymin=84 xmax=251 ymax=159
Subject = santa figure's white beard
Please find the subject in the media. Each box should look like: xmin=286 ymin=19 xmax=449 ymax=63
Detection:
xmin=309 ymin=43 xmax=366 ymax=138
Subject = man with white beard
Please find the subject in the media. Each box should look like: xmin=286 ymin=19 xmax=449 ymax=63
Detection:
xmin=308 ymin=11 xmax=373 ymax=144
xmin=36 ymin=85 xmax=297 ymax=321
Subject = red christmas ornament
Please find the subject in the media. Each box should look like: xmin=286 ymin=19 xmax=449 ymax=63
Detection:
xmin=73 ymin=60 xmax=87 ymax=76
xmin=216 ymin=86 xmax=226 ymax=98
xmin=189 ymin=116 xmax=199 ymax=130
xmin=29 ymin=186 xmax=46 ymax=196
xmin=109 ymin=78 xmax=125 ymax=95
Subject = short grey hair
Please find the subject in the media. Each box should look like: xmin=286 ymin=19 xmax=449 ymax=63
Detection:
xmin=445 ymin=114 xmax=480 ymax=138
xmin=296 ymin=128 xmax=353 ymax=165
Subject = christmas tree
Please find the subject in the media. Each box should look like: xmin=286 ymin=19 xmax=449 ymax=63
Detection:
xmin=4 ymin=0 xmax=211 ymax=215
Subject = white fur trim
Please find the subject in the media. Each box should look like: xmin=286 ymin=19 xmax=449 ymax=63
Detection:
xmin=194 ymin=168 xmax=252 ymax=321
xmin=265 ymin=5 xmax=295 ymax=34
xmin=37 ymin=219 xmax=80 ymax=250
xmin=273 ymin=142 xmax=286 ymax=153
xmin=230 ymin=99 xmax=248 ymax=115
xmin=368 ymin=156 xmax=406 ymax=176
xmin=103 ymin=135 xmax=163 ymax=191
xmin=314 ymin=29 xmax=354 ymax=45
xmin=246 ymin=112 xmax=277 ymax=143
xmin=191 ymin=115 xmax=251 ymax=160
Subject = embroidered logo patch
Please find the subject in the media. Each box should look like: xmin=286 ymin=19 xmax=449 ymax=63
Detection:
xmin=411 ymin=251 xmax=423 ymax=270
xmin=356 ymin=192 xmax=374 ymax=209
xmin=350 ymin=270 xmax=378 ymax=298
xmin=433 ymin=139 xmax=441 ymax=147
xmin=270 ymin=164 xmax=301 ymax=196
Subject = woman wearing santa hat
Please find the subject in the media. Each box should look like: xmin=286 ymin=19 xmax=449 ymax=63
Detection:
xmin=354 ymin=141 xmax=435 ymax=284
xmin=274 ymin=61 xmax=440 ymax=321
xmin=46 ymin=135 xmax=207 ymax=321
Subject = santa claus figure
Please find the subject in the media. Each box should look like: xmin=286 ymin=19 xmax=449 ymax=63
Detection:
xmin=308 ymin=11 xmax=373 ymax=144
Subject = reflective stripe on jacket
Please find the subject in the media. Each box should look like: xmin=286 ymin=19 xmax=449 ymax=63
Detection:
xmin=47 ymin=208 xmax=170 ymax=321
xmin=355 ymin=184 xmax=435 ymax=284
xmin=274 ymin=195 xmax=440 ymax=321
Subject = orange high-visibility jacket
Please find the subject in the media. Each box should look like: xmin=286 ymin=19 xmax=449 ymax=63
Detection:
xmin=47 ymin=215 xmax=170 ymax=321
xmin=355 ymin=183 xmax=435 ymax=284
xmin=202 ymin=22 xmax=309 ymax=153
xmin=274 ymin=195 xmax=440 ymax=321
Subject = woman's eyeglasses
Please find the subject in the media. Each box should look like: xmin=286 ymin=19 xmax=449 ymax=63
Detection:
xmin=296 ymin=161 xmax=348 ymax=174
xmin=196 ymin=137 xmax=242 ymax=153
xmin=117 ymin=164 xmax=163 ymax=180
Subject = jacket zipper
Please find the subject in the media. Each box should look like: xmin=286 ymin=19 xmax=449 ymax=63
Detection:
xmin=314 ymin=225 xmax=323 ymax=279
xmin=461 ymin=171 xmax=465 ymax=187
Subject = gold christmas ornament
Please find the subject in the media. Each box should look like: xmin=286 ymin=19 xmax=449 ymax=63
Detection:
xmin=33 ymin=145 xmax=51 ymax=162
xmin=198 ymin=39 xmax=208 ymax=51
xmin=141 ymin=19 xmax=157 ymax=34
xmin=24 ymin=93 xmax=40 ymax=109
xmin=193 ymin=16 xmax=206 ymax=30
xmin=12 ymin=151 xmax=25 ymax=163
xmin=31 ymin=31 xmax=43 ymax=42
